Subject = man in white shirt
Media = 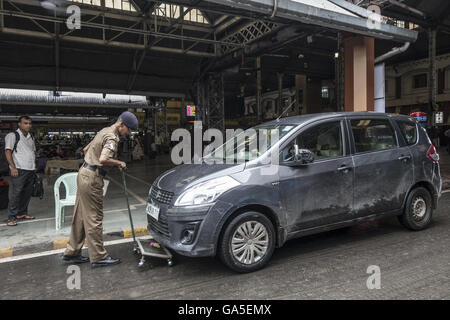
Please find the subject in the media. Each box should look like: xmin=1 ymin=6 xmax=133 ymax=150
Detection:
xmin=4 ymin=116 xmax=36 ymax=227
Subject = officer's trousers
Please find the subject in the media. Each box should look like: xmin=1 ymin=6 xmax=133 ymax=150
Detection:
xmin=64 ymin=167 xmax=108 ymax=262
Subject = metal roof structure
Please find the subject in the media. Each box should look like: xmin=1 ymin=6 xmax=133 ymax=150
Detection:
xmin=0 ymin=0 xmax=447 ymax=119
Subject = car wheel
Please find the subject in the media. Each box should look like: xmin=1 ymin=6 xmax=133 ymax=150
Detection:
xmin=218 ymin=211 xmax=275 ymax=273
xmin=398 ymin=187 xmax=433 ymax=231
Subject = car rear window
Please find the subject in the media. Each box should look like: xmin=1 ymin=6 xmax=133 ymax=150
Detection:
xmin=350 ymin=119 xmax=397 ymax=153
xmin=396 ymin=121 xmax=418 ymax=145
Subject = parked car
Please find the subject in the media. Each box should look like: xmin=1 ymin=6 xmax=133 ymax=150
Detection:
xmin=146 ymin=112 xmax=442 ymax=273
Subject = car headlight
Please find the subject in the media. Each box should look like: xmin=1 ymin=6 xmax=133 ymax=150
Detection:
xmin=174 ymin=176 xmax=240 ymax=207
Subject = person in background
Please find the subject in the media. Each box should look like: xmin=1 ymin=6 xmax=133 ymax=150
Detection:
xmin=4 ymin=116 xmax=36 ymax=227
xmin=155 ymin=132 xmax=162 ymax=155
xmin=150 ymin=131 xmax=157 ymax=159
xmin=444 ymin=127 xmax=450 ymax=155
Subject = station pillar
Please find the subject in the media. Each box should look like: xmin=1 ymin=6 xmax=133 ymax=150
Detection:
xmin=344 ymin=36 xmax=375 ymax=112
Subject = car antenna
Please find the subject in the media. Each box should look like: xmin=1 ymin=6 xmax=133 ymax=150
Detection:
xmin=276 ymin=99 xmax=297 ymax=122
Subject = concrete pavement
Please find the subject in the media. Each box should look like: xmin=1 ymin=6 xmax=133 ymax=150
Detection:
xmin=0 ymin=192 xmax=449 ymax=300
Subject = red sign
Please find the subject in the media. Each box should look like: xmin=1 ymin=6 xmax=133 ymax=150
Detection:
xmin=410 ymin=112 xmax=427 ymax=122
xmin=410 ymin=112 xmax=427 ymax=117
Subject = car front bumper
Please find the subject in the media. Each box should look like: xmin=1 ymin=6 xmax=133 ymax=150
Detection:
xmin=146 ymin=200 xmax=235 ymax=257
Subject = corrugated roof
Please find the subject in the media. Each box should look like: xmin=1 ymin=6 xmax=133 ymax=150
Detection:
xmin=292 ymin=0 xmax=357 ymax=17
xmin=0 ymin=88 xmax=150 ymax=107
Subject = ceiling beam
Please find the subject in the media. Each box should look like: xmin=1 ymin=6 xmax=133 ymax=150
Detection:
xmin=202 ymin=0 xmax=418 ymax=42
xmin=0 ymin=27 xmax=217 ymax=57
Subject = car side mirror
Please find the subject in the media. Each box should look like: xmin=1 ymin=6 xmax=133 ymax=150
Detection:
xmin=294 ymin=145 xmax=314 ymax=165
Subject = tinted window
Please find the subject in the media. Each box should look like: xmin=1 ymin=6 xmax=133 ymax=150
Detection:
xmin=396 ymin=121 xmax=417 ymax=145
xmin=351 ymin=119 xmax=397 ymax=153
xmin=283 ymin=121 xmax=343 ymax=161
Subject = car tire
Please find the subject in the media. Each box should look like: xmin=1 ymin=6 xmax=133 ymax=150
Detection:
xmin=398 ymin=187 xmax=433 ymax=231
xmin=218 ymin=211 xmax=275 ymax=273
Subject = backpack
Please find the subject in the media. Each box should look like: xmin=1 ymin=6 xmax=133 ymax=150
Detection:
xmin=0 ymin=131 xmax=35 ymax=175
xmin=32 ymin=173 xmax=44 ymax=199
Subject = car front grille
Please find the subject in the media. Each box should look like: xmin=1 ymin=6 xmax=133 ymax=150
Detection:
xmin=147 ymin=184 xmax=173 ymax=238
xmin=148 ymin=214 xmax=170 ymax=238
xmin=149 ymin=185 xmax=174 ymax=205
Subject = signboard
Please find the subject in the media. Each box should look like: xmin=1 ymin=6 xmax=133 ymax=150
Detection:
xmin=410 ymin=112 xmax=427 ymax=122
xmin=133 ymin=112 xmax=145 ymax=127
xmin=435 ymin=112 xmax=444 ymax=124
xmin=156 ymin=112 xmax=180 ymax=126
xmin=187 ymin=105 xmax=196 ymax=117
xmin=410 ymin=112 xmax=427 ymax=128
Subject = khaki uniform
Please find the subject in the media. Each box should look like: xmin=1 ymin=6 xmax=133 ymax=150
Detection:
xmin=65 ymin=125 xmax=120 ymax=262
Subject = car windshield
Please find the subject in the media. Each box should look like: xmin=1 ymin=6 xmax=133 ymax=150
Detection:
xmin=204 ymin=124 xmax=296 ymax=163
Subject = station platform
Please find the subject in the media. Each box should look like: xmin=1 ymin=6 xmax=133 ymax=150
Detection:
xmin=0 ymin=155 xmax=174 ymax=258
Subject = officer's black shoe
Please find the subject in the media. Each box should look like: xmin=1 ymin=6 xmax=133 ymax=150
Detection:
xmin=91 ymin=256 xmax=121 ymax=268
xmin=60 ymin=254 xmax=90 ymax=264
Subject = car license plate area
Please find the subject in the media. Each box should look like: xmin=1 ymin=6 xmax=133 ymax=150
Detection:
xmin=146 ymin=202 xmax=160 ymax=221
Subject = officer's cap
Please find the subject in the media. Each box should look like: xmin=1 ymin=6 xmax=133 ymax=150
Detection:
xmin=118 ymin=111 xmax=138 ymax=131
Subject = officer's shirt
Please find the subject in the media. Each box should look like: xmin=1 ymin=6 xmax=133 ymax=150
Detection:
xmin=84 ymin=125 xmax=120 ymax=170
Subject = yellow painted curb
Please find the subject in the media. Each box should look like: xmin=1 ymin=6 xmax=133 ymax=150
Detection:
xmin=0 ymin=247 xmax=13 ymax=259
xmin=53 ymin=238 xmax=69 ymax=250
xmin=124 ymin=227 xmax=148 ymax=238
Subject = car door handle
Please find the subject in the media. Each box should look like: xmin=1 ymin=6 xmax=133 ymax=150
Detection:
xmin=398 ymin=155 xmax=411 ymax=162
xmin=337 ymin=165 xmax=352 ymax=173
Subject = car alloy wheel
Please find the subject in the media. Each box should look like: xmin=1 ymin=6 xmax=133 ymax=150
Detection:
xmin=398 ymin=187 xmax=433 ymax=231
xmin=219 ymin=211 xmax=275 ymax=273
xmin=231 ymin=221 xmax=269 ymax=265
xmin=411 ymin=196 xmax=427 ymax=221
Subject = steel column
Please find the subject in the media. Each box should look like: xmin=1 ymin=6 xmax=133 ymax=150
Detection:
xmin=256 ymin=56 xmax=262 ymax=123
xmin=0 ymin=0 xmax=3 ymax=31
xmin=336 ymin=32 xmax=345 ymax=111
xmin=277 ymin=72 xmax=283 ymax=116
xmin=195 ymin=73 xmax=225 ymax=133
xmin=54 ymin=16 xmax=60 ymax=93
xmin=428 ymin=28 xmax=437 ymax=128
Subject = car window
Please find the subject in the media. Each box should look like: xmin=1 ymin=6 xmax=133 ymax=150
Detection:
xmin=396 ymin=121 xmax=417 ymax=145
xmin=282 ymin=121 xmax=343 ymax=162
xmin=350 ymin=119 xmax=397 ymax=153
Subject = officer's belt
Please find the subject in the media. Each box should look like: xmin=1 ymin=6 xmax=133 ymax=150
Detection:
xmin=83 ymin=162 xmax=107 ymax=177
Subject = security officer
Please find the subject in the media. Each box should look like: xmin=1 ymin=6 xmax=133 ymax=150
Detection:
xmin=61 ymin=111 xmax=138 ymax=268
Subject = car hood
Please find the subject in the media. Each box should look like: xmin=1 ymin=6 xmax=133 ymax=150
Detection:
xmin=152 ymin=162 xmax=246 ymax=195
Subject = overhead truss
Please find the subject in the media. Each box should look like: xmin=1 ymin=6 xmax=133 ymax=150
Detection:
xmin=0 ymin=0 xmax=283 ymax=59
xmin=219 ymin=20 xmax=279 ymax=55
